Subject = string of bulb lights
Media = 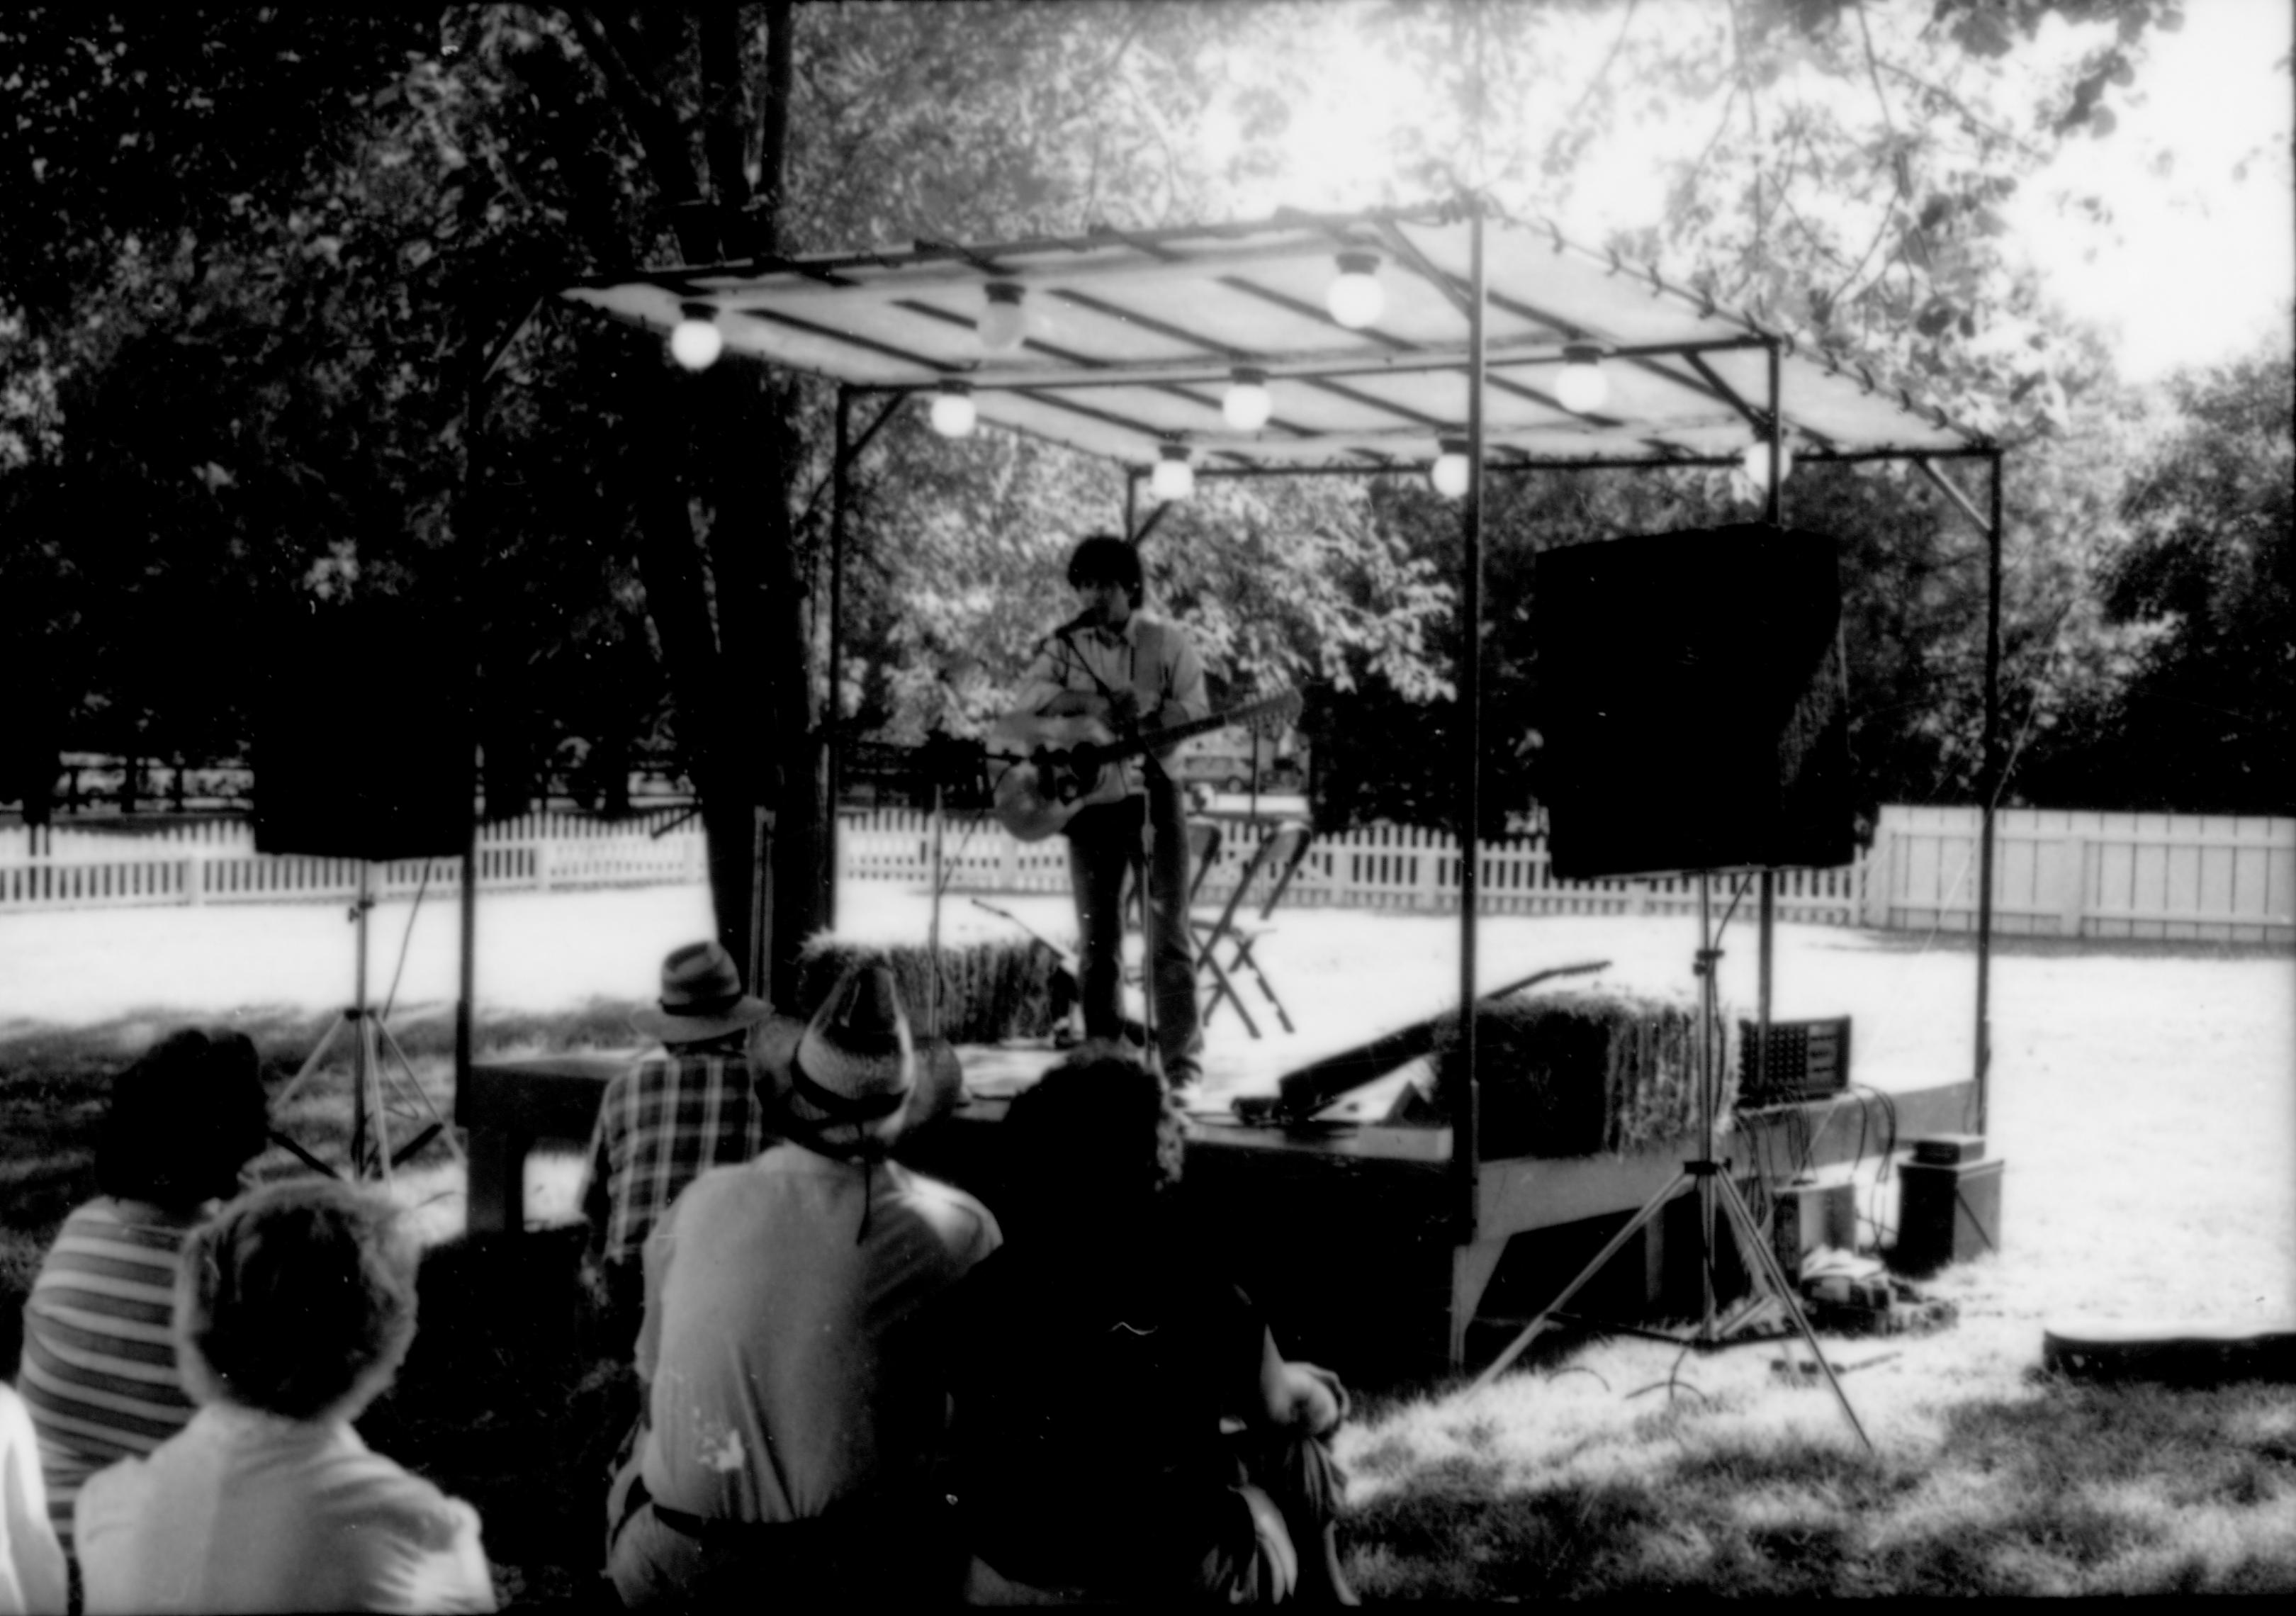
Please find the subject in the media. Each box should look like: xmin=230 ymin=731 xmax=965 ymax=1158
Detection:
xmin=660 ymin=254 xmax=1794 ymax=502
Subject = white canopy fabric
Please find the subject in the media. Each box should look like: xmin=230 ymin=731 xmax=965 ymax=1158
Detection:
xmin=563 ymin=201 xmax=1986 ymax=473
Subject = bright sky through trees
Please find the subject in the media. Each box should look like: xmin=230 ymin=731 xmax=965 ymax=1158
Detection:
xmin=1200 ymin=0 xmax=2292 ymax=386
xmin=2005 ymin=0 xmax=2293 ymax=381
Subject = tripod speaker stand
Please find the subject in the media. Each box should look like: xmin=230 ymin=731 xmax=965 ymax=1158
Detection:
xmin=1469 ymin=871 xmax=1872 ymax=1452
xmin=269 ymin=863 xmax=464 ymax=1186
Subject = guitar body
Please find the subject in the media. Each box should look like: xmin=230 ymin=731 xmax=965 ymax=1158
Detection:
xmin=990 ymin=714 xmax=1130 ymax=843
xmin=988 ymin=688 xmax=1305 ymax=843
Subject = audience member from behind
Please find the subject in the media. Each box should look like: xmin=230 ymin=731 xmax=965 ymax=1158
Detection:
xmin=579 ymin=940 xmax=778 ymax=1346
xmin=604 ymin=964 xmax=999 ymax=1610
xmin=74 ymin=1179 xmax=494 ymax=1614
xmin=18 ymin=1028 xmax=268 ymax=1561
xmin=0 ymin=1381 xmax=66 ymax=1616
xmin=950 ymin=1048 xmax=1358 ymax=1603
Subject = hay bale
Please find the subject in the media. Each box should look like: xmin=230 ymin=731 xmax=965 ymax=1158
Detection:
xmin=795 ymin=936 xmax=1066 ymax=1045
xmin=1431 ymin=987 xmax=1740 ymax=1160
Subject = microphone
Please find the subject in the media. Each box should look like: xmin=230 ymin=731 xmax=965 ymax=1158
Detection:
xmin=1050 ymin=605 xmax=1101 ymax=649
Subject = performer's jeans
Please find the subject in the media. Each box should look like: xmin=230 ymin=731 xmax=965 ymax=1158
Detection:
xmin=1064 ymin=775 xmax=1203 ymax=1086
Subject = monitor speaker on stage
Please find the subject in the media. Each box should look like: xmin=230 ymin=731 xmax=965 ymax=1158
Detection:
xmin=253 ymin=595 xmax=475 ymax=862
xmin=1534 ymin=522 xmax=1853 ymax=880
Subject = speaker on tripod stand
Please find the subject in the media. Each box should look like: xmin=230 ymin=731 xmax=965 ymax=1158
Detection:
xmin=254 ymin=596 xmax=475 ymax=1184
xmin=1534 ymin=522 xmax=1852 ymax=881
xmin=1471 ymin=525 xmax=1872 ymax=1449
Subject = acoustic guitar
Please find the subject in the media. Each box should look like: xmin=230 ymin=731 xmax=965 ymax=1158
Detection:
xmin=989 ymin=688 xmax=1302 ymax=842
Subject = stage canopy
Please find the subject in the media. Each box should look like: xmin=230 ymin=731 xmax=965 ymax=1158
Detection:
xmin=562 ymin=200 xmax=1991 ymax=473
xmin=554 ymin=197 xmax=2008 ymax=1145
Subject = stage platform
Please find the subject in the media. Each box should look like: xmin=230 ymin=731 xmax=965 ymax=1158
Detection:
xmin=462 ymin=1038 xmax=1978 ymax=1386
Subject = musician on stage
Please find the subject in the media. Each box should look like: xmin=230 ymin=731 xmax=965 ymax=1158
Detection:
xmin=1004 ymin=534 xmax=1208 ymax=1094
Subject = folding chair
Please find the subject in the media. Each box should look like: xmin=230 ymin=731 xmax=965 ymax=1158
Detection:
xmin=1122 ymin=818 xmax=1220 ymax=931
xmin=1191 ymin=821 xmax=1312 ymax=1038
xmin=1184 ymin=817 xmax=1222 ymax=905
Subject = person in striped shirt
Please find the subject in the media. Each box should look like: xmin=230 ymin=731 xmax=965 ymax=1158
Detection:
xmin=18 ymin=1028 xmax=269 ymax=1561
xmin=74 ymin=1179 xmax=494 ymax=1614
xmin=579 ymin=941 xmax=778 ymax=1349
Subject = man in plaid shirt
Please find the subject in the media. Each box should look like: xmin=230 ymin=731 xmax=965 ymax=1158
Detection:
xmin=582 ymin=941 xmax=777 ymax=1345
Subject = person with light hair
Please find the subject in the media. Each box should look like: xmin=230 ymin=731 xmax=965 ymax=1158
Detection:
xmin=74 ymin=1179 xmax=495 ymax=1614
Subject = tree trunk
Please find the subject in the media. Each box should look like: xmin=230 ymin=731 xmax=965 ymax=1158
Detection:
xmin=755 ymin=381 xmax=825 ymax=1008
xmin=750 ymin=0 xmax=827 ymax=1003
xmin=567 ymin=2 xmax=826 ymax=1002
xmin=708 ymin=0 xmax=826 ymax=1006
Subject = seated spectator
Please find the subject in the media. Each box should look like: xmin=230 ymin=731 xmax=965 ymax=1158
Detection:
xmin=604 ymin=964 xmax=999 ymax=1610
xmin=74 ymin=1179 xmax=494 ymax=1615
xmin=18 ymin=1028 xmax=269 ymax=1561
xmin=0 ymin=1382 xmax=67 ymax=1616
xmin=950 ymin=1048 xmax=1358 ymax=1604
xmin=580 ymin=941 xmax=777 ymax=1347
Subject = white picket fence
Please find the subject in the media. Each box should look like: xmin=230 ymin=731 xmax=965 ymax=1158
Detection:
xmin=4 ymin=804 xmax=2289 ymax=943
xmin=0 ymin=809 xmax=705 ymax=912
xmin=850 ymin=812 xmax=1866 ymax=922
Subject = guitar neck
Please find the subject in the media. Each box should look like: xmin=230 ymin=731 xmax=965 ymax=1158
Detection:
xmin=1073 ymin=695 xmax=1295 ymax=768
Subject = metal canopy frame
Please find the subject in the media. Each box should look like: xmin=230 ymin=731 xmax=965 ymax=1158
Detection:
xmin=562 ymin=197 xmax=2008 ymax=1227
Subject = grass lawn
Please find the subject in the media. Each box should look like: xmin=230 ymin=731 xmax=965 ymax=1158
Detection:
xmin=3 ymin=886 xmax=2291 ymax=1600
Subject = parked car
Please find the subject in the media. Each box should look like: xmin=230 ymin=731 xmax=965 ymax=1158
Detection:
xmin=1169 ymin=727 xmax=1308 ymax=796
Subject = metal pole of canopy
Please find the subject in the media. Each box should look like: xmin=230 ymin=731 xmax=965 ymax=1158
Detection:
xmin=826 ymin=385 xmax=852 ymax=931
xmin=1906 ymin=449 xmax=2007 ymax=1135
xmin=1453 ymin=203 xmax=1488 ymax=1225
xmin=1757 ymin=337 xmax=1785 ymax=1084
xmin=1125 ymin=467 xmax=1140 ymax=543
xmin=455 ymin=323 xmax=488 ymax=1099
xmin=1975 ymin=447 xmax=2005 ymax=1133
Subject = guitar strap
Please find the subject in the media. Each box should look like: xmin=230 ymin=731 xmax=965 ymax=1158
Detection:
xmin=1054 ymin=624 xmax=1130 ymax=711
xmin=1058 ymin=624 xmax=1181 ymax=791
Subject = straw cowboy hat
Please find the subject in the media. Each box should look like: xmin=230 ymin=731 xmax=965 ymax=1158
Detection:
xmin=631 ymin=941 xmax=775 ymax=1044
xmin=751 ymin=962 xmax=965 ymax=1148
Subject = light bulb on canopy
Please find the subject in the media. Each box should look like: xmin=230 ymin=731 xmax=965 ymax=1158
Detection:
xmin=1326 ymin=251 xmax=1385 ymax=330
xmin=1222 ymin=367 xmax=1273 ymax=431
xmin=1430 ymin=437 xmax=1471 ymax=500
xmin=930 ymin=380 xmax=978 ymax=438
xmin=1555 ymin=342 xmax=1609 ymax=413
xmin=1740 ymin=430 xmax=1794 ymax=486
xmin=668 ymin=302 xmax=724 ymax=371
xmin=978 ymin=282 xmax=1028 ymax=352
xmin=1151 ymin=443 xmax=1195 ymax=502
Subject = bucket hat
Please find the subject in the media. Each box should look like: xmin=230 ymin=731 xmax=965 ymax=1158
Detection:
xmin=631 ymin=941 xmax=774 ymax=1044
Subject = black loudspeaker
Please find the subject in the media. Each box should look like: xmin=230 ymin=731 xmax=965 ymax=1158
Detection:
xmin=254 ymin=597 xmax=475 ymax=860
xmin=1534 ymin=522 xmax=1853 ymax=879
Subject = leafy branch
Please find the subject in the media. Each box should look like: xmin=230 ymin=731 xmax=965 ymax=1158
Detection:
xmin=1875 ymin=60 xmax=2047 ymax=161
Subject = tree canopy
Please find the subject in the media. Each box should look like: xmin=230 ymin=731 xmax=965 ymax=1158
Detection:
xmin=2 ymin=1 xmax=2286 ymax=925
